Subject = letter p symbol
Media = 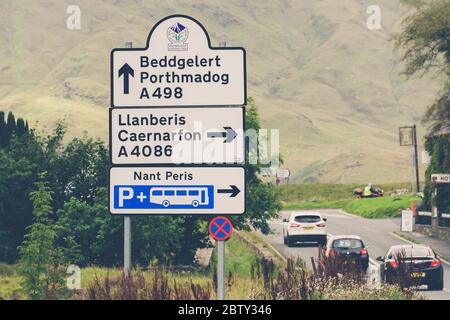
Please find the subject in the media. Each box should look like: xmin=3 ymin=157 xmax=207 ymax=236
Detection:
xmin=118 ymin=187 xmax=134 ymax=207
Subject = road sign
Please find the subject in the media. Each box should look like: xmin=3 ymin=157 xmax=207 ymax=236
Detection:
xmin=111 ymin=15 xmax=246 ymax=107
xmin=276 ymin=168 xmax=290 ymax=179
xmin=110 ymin=107 xmax=244 ymax=165
xmin=431 ymin=174 xmax=450 ymax=184
xmin=422 ymin=150 xmax=431 ymax=165
xmin=109 ymin=166 xmax=245 ymax=215
xmin=401 ymin=210 xmax=414 ymax=232
xmin=209 ymin=216 xmax=233 ymax=241
xmin=399 ymin=126 xmax=414 ymax=146
xmin=209 ymin=216 xmax=232 ymax=299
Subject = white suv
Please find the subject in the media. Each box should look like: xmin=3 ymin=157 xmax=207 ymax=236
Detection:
xmin=283 ymin=212 xmax=327 ymax=247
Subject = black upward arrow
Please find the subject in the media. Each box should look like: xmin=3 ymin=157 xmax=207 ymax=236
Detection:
xmin=207 ymin=127 xmax=238 ymax=143
xmin=118 ymin=63 xmax=134 ymax=94
xmin=217 ymin=185 xmax=240 ymax=198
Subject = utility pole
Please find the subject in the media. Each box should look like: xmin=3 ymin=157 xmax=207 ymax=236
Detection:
xmin=123 ymin=40 xmax=133 ymax=276
xmin=413 ymin=124 xmax=420 ymax=193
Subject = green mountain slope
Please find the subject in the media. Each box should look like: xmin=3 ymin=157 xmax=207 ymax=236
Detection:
xmin=0 ymin=0 xmax=441 ymax=183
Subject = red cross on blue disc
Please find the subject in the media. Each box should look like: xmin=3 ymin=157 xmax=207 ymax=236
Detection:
xmin=209 ymin=216 xmax=233 ymax=241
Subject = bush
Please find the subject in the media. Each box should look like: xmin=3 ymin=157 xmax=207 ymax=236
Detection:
xmin=18 ymin=175 xmax=75 ymax=300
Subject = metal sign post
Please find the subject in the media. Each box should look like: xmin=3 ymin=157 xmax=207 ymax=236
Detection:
xmin=209 ymin=216 xmax=233 ymax=300
xmin=399 ymin=125 xmax=420 ymax=193
xmin=276 ymin=168 xmax=290 ymax=202
xmin=124 ymin=215 xmax=131 ymax=275
xmin=124 ymin=41 xmax=132 ymax=276
xmin=412 ymin=125 xmax=420 ymax=193
xmin=217 ymin=240 xmax=225 ymax=300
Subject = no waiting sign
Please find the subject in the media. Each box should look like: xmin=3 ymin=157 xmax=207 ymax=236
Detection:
xmin=111 ymin=15 xmax=246 ymax=107
xmin=209 ymin=216 xmax=233 ymax=241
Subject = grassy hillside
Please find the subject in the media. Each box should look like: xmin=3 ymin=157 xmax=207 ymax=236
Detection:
xmin=279 ymin=183 xmax=422 ymax=218
xmin=0 ymin=0 xmax=441 ymax=182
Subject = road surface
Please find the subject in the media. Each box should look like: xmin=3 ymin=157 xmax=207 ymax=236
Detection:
xmin=264 ymin=209 xmax=450 ymax=300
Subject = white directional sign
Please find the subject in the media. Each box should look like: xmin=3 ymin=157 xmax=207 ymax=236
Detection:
xmin=431 ymin=174 xmax=450 ymax=184
xmin=276 ymin=168 xmax=290 ymax=179
xmin=109 ymin=167 xmax=245 ymax=215
xmin=401 ymin=210 xmax=414 ymax=232
xmin=110 ymin=107 xmax=244 ymax=165
xmin=108 ymin=15 xmax=247 ymax=217
xmin=111 ymin=15 xmax=246 ymax=107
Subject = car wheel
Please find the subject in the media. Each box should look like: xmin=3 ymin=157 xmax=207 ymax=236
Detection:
xmin=428 ymin=277 xmax=444 ymax=291
xmin=192 ymin=200 xmax=199 ymax=207
xmin=162 ymin=200 xmax=170 ymax=207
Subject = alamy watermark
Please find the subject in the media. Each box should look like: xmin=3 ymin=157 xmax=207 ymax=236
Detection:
xmin=66 ymin=5 xmax=81 ymax=30
xmin=366 ymin=5 xmax=382 ymax=30
xmin=66 ymin=264 xmax=81 ymax=290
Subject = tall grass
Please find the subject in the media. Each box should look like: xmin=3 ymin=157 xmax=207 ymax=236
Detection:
xmin=80 ymin=269 xmax=212 ymax=300
xmin=78 ymin=249 xmax=423 ymax=300
xmin=279 ymin=183 xmax=413 ymax=203
xmin=0 ymin=263 xmax=24 ymax=300
xmin=249 ymin=251 xmax=422 ymax=300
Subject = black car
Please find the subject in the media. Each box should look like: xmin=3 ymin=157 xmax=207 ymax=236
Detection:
xmin=325 ymin=235 xmax=370 ymax=272
xmin=377 ymin=244 xmax=444 ymax=290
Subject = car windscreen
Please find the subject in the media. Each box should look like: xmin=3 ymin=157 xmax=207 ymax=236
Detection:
xmin=390 ymin=247 xmax=433 ymax=258
xmin=294 ymin=215 xmax=321 ymax=223
xmin=332 ymin=239 xmax=363 ymax=249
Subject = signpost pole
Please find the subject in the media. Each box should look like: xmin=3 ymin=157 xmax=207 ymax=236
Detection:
xmin=209 ymin=216 xmax=232 ymax=300
xmin=217 ymin=39 xmax=227 ymax=300
xmin=124 ymin=216 xmax=131 ymax=275
xmin=285 ymin=176 xmax=289 ymax=202
xmin=413 ymin=125 xmax=420 ymax=193
xmin=431 ymin=185 xmax=438 ymax=236
xmin=123 ymin=41 xmax=133 ymax=276
xmin=217 ymin=240 xmax=225 ymax=300
xmin=399 ymin=125 xmax=420 ymax=193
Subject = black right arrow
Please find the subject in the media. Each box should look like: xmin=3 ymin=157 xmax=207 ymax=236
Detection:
xmin=118 ymin=63 xmax=134 ymax=94
xmin=207 ymin=127 xmax=238 ymax=143
xmin=217 ymin=185 xmax=240 ymax=197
